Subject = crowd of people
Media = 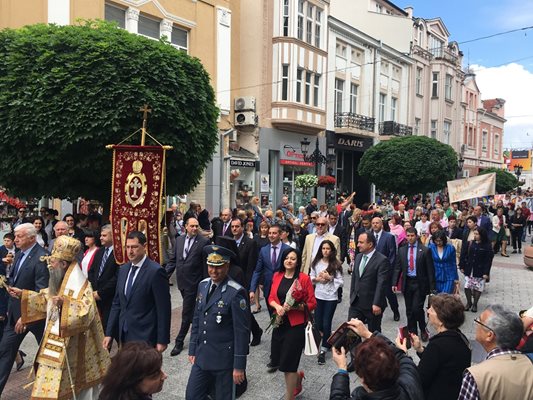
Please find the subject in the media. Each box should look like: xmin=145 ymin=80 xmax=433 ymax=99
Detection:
xmin=0 ymin=191 xmax=532 ymax=400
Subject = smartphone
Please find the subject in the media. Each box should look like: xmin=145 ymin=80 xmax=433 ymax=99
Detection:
xmin=327 ymin=322 xmax=349 ymax=349
xmin=398 ymin=326 xmax=411 ymax=349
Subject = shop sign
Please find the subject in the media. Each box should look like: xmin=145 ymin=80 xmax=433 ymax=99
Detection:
xmin=280 ymin=143 xmax=315 ymax=167
xmin=329 ymin=133 xmax=373 ymax=152
xmin=230 ymin=159 xmax=256 ymax=168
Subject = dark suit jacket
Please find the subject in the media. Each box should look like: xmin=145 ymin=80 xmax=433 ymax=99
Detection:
xmin=236 ymin=235 xmax=258 ymax=289
xmin=249 ymin=242 xmax=290 ymax=300
xmin=106 ymin=257 xmax=171 ymax=346
xmin=349 ymin=251 xmax=389 ymax=310
xmin=331 ymin=224 xmax=347 ymax=261
xmin=374 ymin=230 xmax=397 ymax=268
xmin=393 ymin=243 xmax=435 ymax=295
xmin=166 ymin=234 xmax=210 ymax=292
xmin=446 ymin=227 xmax=463 ymax=240
xmin=478 ymin=215 xmax=492 ymax=234
xmin=87 ymin=246 xmax=120 ymax=330
xmin=212 ymin=219 xmax=233 ymax=242
xmin=293 ymin=228 xmax=308 ymax=252
xmin=8 ymin=244 xmax=49 ymax=325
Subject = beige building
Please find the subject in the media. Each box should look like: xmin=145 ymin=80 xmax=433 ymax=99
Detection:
xmin=1 ymin=0 xmax=241 ymax=213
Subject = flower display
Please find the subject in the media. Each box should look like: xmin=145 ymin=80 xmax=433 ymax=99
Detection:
xmin=294 ymin=174 xmax=318 ymax=189
xmin=317 ymin=175 xmax=336 ymax=187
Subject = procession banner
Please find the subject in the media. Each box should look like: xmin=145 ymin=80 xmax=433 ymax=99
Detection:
xmin=110 ymin=145 xmax=165 ymax=264
xmin=447 ymin=173 xmax=496 ymax=203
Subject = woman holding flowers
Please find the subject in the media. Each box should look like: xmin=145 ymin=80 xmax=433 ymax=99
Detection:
xmin=268 ymin=248 xmax=316 ymax=399
xmin=309 ymin=240 xmax=343 ymax=365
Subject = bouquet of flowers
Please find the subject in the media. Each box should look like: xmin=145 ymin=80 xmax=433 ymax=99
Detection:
xmin=265 ymin=279 xmax=306 ymax=333
xmin=317 ymin=175 xmax=336 ymax=187
xmin=294 ymin=174 xmax=318 ymax=189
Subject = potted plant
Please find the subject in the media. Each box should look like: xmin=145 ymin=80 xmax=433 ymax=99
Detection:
xmin=317 ymin=175 xmax=336 ymax=188
xmin=295 ymin=174 xmax=318 ymax=204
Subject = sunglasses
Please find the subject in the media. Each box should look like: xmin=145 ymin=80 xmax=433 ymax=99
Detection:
xmin=315 ymin=223 xmax=326 ymax=226
xmin=474 ymin=318 xmax=494 ymax=333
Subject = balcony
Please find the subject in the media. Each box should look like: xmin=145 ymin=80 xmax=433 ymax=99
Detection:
xmin=432 ymin=48 xmax=459 ymax=66
xmin=334 ymin=112 xmax=375 ymax=132
xmin=379 ymin=121 xmax=413 ymax=136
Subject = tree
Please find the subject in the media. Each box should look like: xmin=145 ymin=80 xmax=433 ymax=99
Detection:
xmin=478 ymin=168 xmax=519 ymax=193
xmin=358 ymin=136 xmax=458 ymax=196
xmin=0 ymin=21 xmax=219 ymax=201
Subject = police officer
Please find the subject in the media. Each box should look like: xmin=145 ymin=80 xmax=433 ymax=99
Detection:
xmin=186 ymin=245 xmax=250 ymax=400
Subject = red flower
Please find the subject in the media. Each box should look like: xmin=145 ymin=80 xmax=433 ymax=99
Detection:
xmin=292 ymin=288 xmax=306 ymax=303
xmin=317 ymin=175 xmax=336 ymax=187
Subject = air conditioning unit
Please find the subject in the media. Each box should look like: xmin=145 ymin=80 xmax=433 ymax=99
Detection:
xmin=235 ymin=111 xmax=257 ymax=127
xmin=234 ymin=96 xmax=256 ymax=111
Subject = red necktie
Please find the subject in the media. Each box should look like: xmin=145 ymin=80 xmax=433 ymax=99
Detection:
xmin=409 ymin=245 xmax=415 ymax=272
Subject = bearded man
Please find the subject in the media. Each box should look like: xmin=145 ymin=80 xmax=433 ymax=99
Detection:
xmin=9 ymin=235 xmax=110 ymax=400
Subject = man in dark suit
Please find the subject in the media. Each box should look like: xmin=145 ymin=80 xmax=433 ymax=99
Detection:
xmin=166 ymin=218 xmax=210 ymax=356
xmin=103 ymin=231 xmax=171 ymax=352
xmin=292 ymin=219 xmax=308 ymax=251
xmin=0 ymin=233 xmax=17 ymax=344
xmin=212 ymin=208 xmax=233 ymax=243
xmin=474 ymin=205 xmax=492 ymax=233
xmin=230 ymin=218 xmax=262 ymax=346
xmin=446 ymin=215 xmax=463 ymax=239
xmin=328 ymin=209 xmax=347 ymax=262
xmin=392 ymin=228 xmax=435 ymax=341
xmin=88 ymin=224 xmax=119 ymax=333
xmin=349 ymin=232 xmax=388 ymax=333
xmin=371 ymin=217 xmax=400 ymax=321
xmin=0 ymin=223 xmax=49 ymax=394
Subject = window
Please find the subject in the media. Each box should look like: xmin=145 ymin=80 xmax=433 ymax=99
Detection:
xmin=379 ymin=93 xmax=386 ymax=122
xmin=305 ymin=71 xmax=312 ymax=105
xmin=281 ymin=65 xmax=289 ymax=101
xmin=138 ymin=15 xmax=160 ymax=39
xmin=432 ymin=72 xmax=439 ymax=97
xmin=482 ymin=130 xmax=488 ymax=151
xmin=282 ymin=0 xmax=289 ymax=36
xmin=105 ymin=4 xmax=125 ymax=28
xmin=314 ymin=10 xmax=321 ymax=47
xmin=297 ymin=0 xmax=304 ymax=40
xmin=443 ymin=121 xmax=451 ymax=144
xmin=445 ymin=74 xmax=452 ymax=100
xmin=334 ymin=79 xmax=344 ymax=114
xmin=429 ymin=35 xmax=443 ymax=57
xmin=467 ymin=127 xmax=474 ymax=147
xmin=313 ymin=75 xmax=320 ymax=107
xmin=494 ymin=134 xmax=500 ymax=155
xmin=416 ymin=67 xmax=422 ymax=95
xmin=414 ymin=118 xmax=421 ymax=135
xmin=430 ymin=120 xmax=437 ymax=138
xmin=350 ymin=83 xmax=358 ymax=113
xmin=391 ymin=97 xmax=397 ymax=122
xmin=336 ymin=42 xmax=347 ymax=57
xmin=296 ymin=69 xmax=303 ymax=102
xmin=171 ymin=26 xmax=188 ymax=52
xmin=306 ymin=4 xmax=313 ymax=44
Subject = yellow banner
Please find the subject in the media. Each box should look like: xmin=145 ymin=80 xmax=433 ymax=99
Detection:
xmin=447 ymin=173 xmax=496 ymax=203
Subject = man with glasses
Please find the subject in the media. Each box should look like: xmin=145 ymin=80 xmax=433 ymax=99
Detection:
xmin=307 ymin=211 xmax=319 ymax=234
xmin=458 ymin=304 xmax=533 ymax=400
xmin=301 ymin=217 xmax=341 ymax=274
xmin=12 ymin=208 xmax=28 ymax=230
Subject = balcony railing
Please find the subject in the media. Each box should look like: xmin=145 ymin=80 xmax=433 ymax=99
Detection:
xmin=432 ymin=48 xmax=459 ymax=65
xmin=379 ymin=121 xmax=413 ymax=136
xmin=334 ymin=112 xmax=375 ymax=132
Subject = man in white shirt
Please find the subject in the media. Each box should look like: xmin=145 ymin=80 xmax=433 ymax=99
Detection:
xmin=301 ymin=217 xmax=340 ymax=274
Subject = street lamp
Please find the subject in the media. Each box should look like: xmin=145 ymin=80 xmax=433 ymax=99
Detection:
xmin=457 ymin=156 xmax=465 ymax=179
xmin=301 ymin=137 xmax=329 ymax=197
xmin=514 ymin=164 xmax=523 ymax=179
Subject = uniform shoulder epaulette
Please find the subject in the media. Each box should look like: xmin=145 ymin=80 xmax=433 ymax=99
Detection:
xmin=200 ymin=277 xmax=210 ymax=283
xmin=227 ymin=280 xmax=243 ymax=291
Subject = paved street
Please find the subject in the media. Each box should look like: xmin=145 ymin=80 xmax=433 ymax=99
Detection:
xmin=3 ymin=249 xmax=533 ymax=399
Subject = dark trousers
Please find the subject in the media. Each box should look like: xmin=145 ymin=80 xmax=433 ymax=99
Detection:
xmin=512 ymin=228 xmax=524 ymax=250
xmin=186 ymin=363 xmax=234 ymax=400
xmin=348 ymin=304 xmax=382 ymax=333
xmin=250 ymin=313 xmax=261 ymax=338
xmin=385 ymin=282 xmax=399 ymax=314
xmin=403 ymin=278 xmax=427 ymax=334
xmin=315 ymin=299 xmax=338 ymax=348
xmin=176 ymin=289 xmax=196 ymax=344
xmin=0 ymin=320 xmax=45 ymax=394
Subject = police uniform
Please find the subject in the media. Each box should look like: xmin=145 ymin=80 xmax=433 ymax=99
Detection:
xmin=186 ymin=246 xmax=250 ymax=400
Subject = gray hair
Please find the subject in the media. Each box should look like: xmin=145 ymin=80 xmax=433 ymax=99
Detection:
xmin=293 ymin=218 xmax=301 ymax=225
xmin=15 ymin=223 xmax=37 ymax=238
xmin=485 ymin=304 xmax=524 ymax=349
xmin=311 ymin=211 xmax=319 ymax=218
xmin=101 ymin=224 xmax=112 ymax=233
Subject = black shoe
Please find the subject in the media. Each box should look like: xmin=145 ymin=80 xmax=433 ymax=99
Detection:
xmin=393 ymin=311 xmax=400 ymax=322
xmin=471 ymin=304 xmax=477 ymax=313
xmin=512 ymin=250 xmax=517 ymax=254
xmin=170 ymin=342 xmax=184 ymax=357
xmin=519 ymin=249 xmax=522 ymax=254
xmin=16 ymin=351 xmax=26 ymax=371
xmin=346 ymin=360 xmax=355 ymax=373
xmin=267 ymin=362 xmax=279 ymax=373
xmin=250 ymin=329 xmax=263 ymax=346
xmin=317 ymin=351 xmax=326 ymax=365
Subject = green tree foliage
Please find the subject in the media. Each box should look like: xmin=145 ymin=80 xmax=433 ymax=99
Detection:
xmin=358 ymin=136 xmax=458 ymax=196
xmin=0 ymin=21 xmax=219 ymax=201
xmin=478 ymin=168 xmax=519 ymax=193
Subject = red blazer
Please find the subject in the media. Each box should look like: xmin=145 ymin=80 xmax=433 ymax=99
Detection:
xmin=268 ymin=272 xmax=317 ymax=327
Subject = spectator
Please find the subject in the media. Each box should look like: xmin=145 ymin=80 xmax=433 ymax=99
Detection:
xmin=80 ymin=230 xmax=100 ymax=278
xmin=32 ymin=216 xmax=48 ymax=249
xmin=490 ymin=207 xmax=509 ymax=257
xmin=509 ymin=207 xmax=526 ymax=254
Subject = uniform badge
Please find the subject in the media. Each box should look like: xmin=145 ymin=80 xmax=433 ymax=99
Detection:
xmin=217 ymin=300 xmax=225 ymax=308
xmin=197 ymin=293 xmax=203 ymax=302
xmin=240 ymin=299 xmax=247 ymax=310
xmin=216 ymin=314 xmax=222 ymax=324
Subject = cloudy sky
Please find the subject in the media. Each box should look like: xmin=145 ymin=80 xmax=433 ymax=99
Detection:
xmin=399 ymin=0 xmax=533 ymax=149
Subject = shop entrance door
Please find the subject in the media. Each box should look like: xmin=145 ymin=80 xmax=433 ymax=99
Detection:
xmin=282 ymin=167 xmax=307 ymax=208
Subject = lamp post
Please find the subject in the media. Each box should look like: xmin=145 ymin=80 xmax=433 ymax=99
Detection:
xmin=457 ymin=156 xmax=465 ymax=179
xmin=301 ymin=137 xmax=329 ymax=197
xmin=514 ymin=165 xmax=523 ymax=193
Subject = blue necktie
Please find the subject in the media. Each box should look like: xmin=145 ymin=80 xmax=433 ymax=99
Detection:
xmin=98 ymin=248 xmax=110 ymax=278
xmin=125 ymin=265 xmax=139 ymax=298
xmin=11 ymin=252 xmax=25 ymax=283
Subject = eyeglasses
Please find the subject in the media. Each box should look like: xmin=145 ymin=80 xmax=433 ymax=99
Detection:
xmin=311 ymin=216 xmax=317 ymax=219
xmin=315 ymin=223 xmax=326 ymax=226
xmin=474 ymin=318 xmax=494 ymax=333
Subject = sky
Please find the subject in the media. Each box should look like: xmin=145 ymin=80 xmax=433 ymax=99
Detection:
xmin=398 ymin=0 xmax=533 ymax=149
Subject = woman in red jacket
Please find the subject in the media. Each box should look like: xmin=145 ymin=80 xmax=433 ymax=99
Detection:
xmin=269 ymin=248 xmax=317 ymax=399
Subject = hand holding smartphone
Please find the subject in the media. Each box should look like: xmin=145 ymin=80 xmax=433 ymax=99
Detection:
xmin=398 ymin=326 xmax=411 ymax=349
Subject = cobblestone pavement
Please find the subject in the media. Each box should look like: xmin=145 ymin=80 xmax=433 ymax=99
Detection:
xmin=4 ymin=246 xmax=533 ymax=399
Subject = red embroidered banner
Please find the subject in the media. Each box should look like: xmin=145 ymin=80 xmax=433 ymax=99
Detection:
xmin=110 ymin=145 xmax=165 ymax=265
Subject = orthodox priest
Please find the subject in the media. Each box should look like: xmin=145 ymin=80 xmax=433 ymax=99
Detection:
xmin=8 ymin=235 xmax=110 ymax=400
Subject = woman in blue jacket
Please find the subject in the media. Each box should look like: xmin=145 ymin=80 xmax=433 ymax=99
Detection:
xmin=428 ymin=230 xmax=458 ymax=294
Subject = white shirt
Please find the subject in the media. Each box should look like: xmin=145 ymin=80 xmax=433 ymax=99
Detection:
xmin=373 ymin=230 xmax=383 ymax=245
xmin=312 ymin=233 xmax=326 ymax=260
xmin=124 ymin=254 xmax=147 ymax=295
xmin=415 ymin=220 xmax=430 ymax=236
xmin=360 ymin=249 xmax=376 ymax=264
xmin=328 ymin=224 xmax=337 ymax=235
xmin=309 ymin=259 xmax=343 ymax=301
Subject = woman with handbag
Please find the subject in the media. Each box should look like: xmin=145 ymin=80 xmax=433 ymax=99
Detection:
xmin=269 ymin=248 xmax=317 ymax=399
xmin=309 ymin=240 xmax=343 ymax=365
xmin=459 ymin=227 xmax=493 ymax=312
